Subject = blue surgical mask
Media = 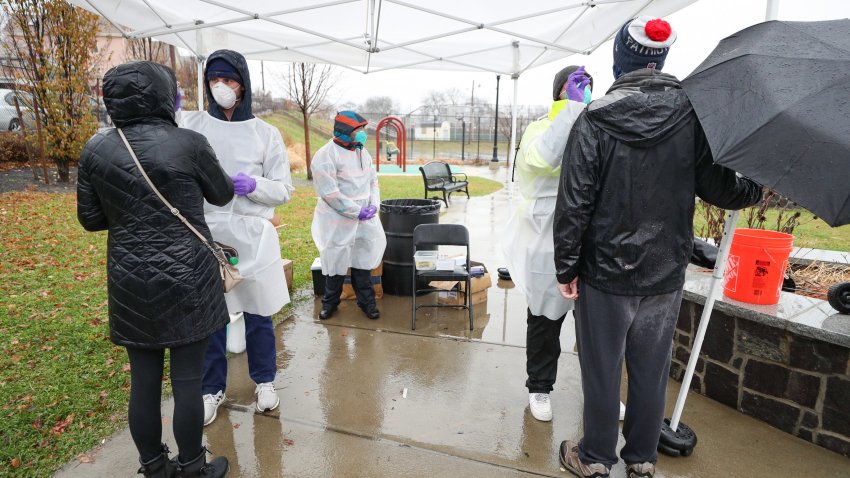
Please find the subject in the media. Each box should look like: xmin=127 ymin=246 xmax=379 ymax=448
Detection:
xmin=354 ymin=130 xmax=367 ymax=144
xmin=583 ymin=85 xmax=592 ymax=105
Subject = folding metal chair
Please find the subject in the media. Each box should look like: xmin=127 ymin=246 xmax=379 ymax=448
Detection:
xmin=411 ymin=224 xmax=473 ymax=330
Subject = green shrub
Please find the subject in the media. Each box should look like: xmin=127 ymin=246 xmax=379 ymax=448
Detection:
xmin=0 ymin=132 xmax=33 ymax=164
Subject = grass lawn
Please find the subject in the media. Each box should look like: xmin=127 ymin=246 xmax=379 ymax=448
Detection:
xmin=261 ymin=113 xmax=333 ymax=155
xmin=0 ymin=174 xmax=501 ymax=476
xmin=694 ymin=204 xmax=850 ymax=251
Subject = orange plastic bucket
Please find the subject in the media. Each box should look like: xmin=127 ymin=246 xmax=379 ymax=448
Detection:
xmin=723 ymin=229 xmax=794 ymax=305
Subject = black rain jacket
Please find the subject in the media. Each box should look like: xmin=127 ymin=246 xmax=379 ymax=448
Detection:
xmin=77 ymin=61 xmax=234 ymax=348
xmin=554 ymin=68 xmax=762 ymax=296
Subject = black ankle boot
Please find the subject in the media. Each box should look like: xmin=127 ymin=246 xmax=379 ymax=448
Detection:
xmin=175 ymin=447 xmax=228 ymax=477
xmin=319 ymin=305 xmax=337 ymax=320
xmin=138 ymin=443 xmax=176 ymax=478
xmin=360 ymin=306 xmax=380 ymax=320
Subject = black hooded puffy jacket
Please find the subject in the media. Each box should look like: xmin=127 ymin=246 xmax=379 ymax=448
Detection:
xmin=554 ymin=69 xmax=762 ymax=296
xmin=77 ymin=61 xmax=234 ymax=349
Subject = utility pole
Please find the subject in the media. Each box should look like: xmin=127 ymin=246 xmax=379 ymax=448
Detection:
xmin=169 ymin=44 xmax=177 ymax=74
xmin=261 ymin=61 xmax=265 ymax=92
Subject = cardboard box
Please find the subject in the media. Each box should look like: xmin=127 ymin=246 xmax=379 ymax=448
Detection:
xmin=310 ymin=257 xmax=383 ymax=299
xmin=282 ymin=259 xmax=293 ymax=293
xmin=341 ymin=263 xmax=383 ymax=300
xmin=430 ymin=261 xmax=492 ymax=306
xmin=437 ymin=288 xmax=488 ymax=306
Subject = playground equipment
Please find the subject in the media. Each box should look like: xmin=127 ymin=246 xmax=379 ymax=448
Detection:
xmin=375 ymin=116 xmax=407 ymax=172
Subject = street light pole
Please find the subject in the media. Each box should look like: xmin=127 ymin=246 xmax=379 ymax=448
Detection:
xmin=477 ymin=115 xmax=481 ymax=160
xmin=432 ymin=109 xmax=439 ymax=160
xmin=456 ymin=113 xmax=465 ymax=161
xmin=491 ymin=74 xmax=501 ymax=163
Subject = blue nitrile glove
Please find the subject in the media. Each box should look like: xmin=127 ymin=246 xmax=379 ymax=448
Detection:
xmin=231 ymin=172 xmax=256 ymax=196
xmin=566 ymin=66 xmax=591 ymax=103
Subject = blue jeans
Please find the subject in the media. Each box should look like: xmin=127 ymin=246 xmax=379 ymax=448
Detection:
xmin=202 ymin=312 xmax=276 ymax=394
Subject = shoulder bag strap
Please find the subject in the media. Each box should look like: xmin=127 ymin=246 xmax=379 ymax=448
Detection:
xmin=116 ymin=128 xmax=224 ymax=260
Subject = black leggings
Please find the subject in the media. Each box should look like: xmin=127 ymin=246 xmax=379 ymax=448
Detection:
xmin=126 ymin=339 xmax=208 ymax=462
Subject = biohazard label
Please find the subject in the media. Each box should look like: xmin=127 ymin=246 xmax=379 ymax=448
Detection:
xmin=725 ymin=254 xmax=739 ymax=292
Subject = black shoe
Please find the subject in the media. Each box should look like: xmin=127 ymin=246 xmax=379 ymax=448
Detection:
xmin=319 ymin=306 xmax=337 ymax=320
xmin=362 ymin=308 xmax=380 ymax=320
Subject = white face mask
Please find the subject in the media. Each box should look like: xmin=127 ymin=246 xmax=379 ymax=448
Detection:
xmin=211 ymin=82 xmax=237 ymax=109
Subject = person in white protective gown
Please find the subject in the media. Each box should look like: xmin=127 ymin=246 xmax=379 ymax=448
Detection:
xmin=502 ymin=65 xmax=624 ymax=423
xmin=311 ymin=111 xmax=387 ymax=321
xmin=179 ymin=50 xmax=294 ymax=426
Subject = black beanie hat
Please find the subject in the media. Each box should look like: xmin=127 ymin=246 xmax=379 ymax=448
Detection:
xmin=552 ymin=65 xmax=594 ymax=101
xmin=205 ymin=58 xmax=242 ymax=84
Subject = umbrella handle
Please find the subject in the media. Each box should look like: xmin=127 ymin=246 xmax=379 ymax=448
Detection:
xmin=670 ymin=209 xmax=741 ymax=431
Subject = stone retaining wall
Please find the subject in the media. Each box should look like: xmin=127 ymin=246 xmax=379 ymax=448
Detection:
xmin=671 ymin=299 xmax=850 ymax=457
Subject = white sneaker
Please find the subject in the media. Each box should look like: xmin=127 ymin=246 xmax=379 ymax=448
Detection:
xmin=529 ymin=393 xmax=553 ymax=422
xmin=255 ymin=382 xmax=280 ymax=413
xmin=620 ymin=401 xmax=626 ymax=421
xmin=203 ymin=391 xmax=225 ymax=426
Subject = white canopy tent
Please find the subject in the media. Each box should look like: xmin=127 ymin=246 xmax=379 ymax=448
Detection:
xmin=69 ymin=0 xmax=696 ymax=168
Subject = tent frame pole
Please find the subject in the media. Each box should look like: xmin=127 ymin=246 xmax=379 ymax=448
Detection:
xmin=670 ymin=209 xmax=739 ymax=431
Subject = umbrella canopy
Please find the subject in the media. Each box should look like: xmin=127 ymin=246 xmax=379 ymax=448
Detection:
xmin=681 ymin=19 xmax=850 ymax=227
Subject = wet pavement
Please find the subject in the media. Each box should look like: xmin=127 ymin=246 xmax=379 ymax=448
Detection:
xmin=55 ymin=165 xmax=850 ymax=477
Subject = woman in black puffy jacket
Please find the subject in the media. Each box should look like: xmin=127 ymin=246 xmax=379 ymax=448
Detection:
xmin=77 ymin=61 xmax=232 ymax=477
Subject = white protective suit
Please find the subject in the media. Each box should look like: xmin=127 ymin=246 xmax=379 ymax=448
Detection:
xmin=180 ymin=111 xmax=294 ymax=316
xmin=502 ymin=99 xmax=586 ymax=320
xmin=311 ymin=140 xmax=387 ymax=276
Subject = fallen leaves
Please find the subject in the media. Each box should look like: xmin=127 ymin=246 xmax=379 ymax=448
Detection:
xmin=51 ymin=413 xmax=75 ymax=437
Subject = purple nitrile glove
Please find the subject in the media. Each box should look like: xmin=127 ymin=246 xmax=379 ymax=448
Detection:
xmin=359 ymin=205 xmax=377 ymax=221
xmin=358 ymin=206 xmax=372 ymax=220
xmin=566 ymin=66 xmax=591 ymax=103
xmin=231 ymin=172 xmax=256 ymax=196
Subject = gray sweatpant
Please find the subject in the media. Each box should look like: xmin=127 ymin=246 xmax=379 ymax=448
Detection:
xmin=574 ymin=281 xmax=682 ymax=467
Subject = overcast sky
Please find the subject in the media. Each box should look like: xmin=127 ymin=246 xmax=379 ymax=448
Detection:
xmin=246 ymin=0 xmax=850 ymax=112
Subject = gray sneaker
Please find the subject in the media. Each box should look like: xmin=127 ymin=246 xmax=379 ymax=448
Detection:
xmin=558 ymin=440 xmax=610 ymax=478
xmin=626 ymin=462 xmax=655 ymax=478
xmin=202 ymin=391 xmax=225 ymax=426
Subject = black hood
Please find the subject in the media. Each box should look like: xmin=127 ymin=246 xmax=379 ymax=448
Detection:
xmin=204 ymin=49 xmax=254 ymax=122
xmin=585 ymin=68 xmax=692 ymax=148
xmin=103 ymin=61 xmax=177 ymax=128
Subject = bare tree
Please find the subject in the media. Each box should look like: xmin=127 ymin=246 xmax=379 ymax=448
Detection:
xmin=421 ymin=89 xmax=446 ymax=111
xmin=173 ymin=56 xmax=199 ymax=110
xmin=443 ymin=86 xmax=465 ymax=105
xmin=421 ymin=87 xmax=466 ymax=112
xmin=359 ymin=95 xmax=398 ymax=117
xmin=281 ymin=62 xmax=335 ymax=180
xmin=3 ymin=0 xmax=100 ymax=182
xmin=125 ymin=37 xmax=169 ymax=63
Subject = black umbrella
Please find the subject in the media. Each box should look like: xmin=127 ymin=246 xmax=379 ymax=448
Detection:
xmin=682 ymin=19 xmax=850 ymax=227
xmin=659 ymin=19 xmax=850 ymax=458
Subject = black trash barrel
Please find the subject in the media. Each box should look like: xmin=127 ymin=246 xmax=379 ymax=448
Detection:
xmin=380 ymin=199 xmax=441 ymax=296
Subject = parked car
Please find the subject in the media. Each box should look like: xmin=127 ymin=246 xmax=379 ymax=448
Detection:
xmin=0 ymin=88 xmax=35 ymax=131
